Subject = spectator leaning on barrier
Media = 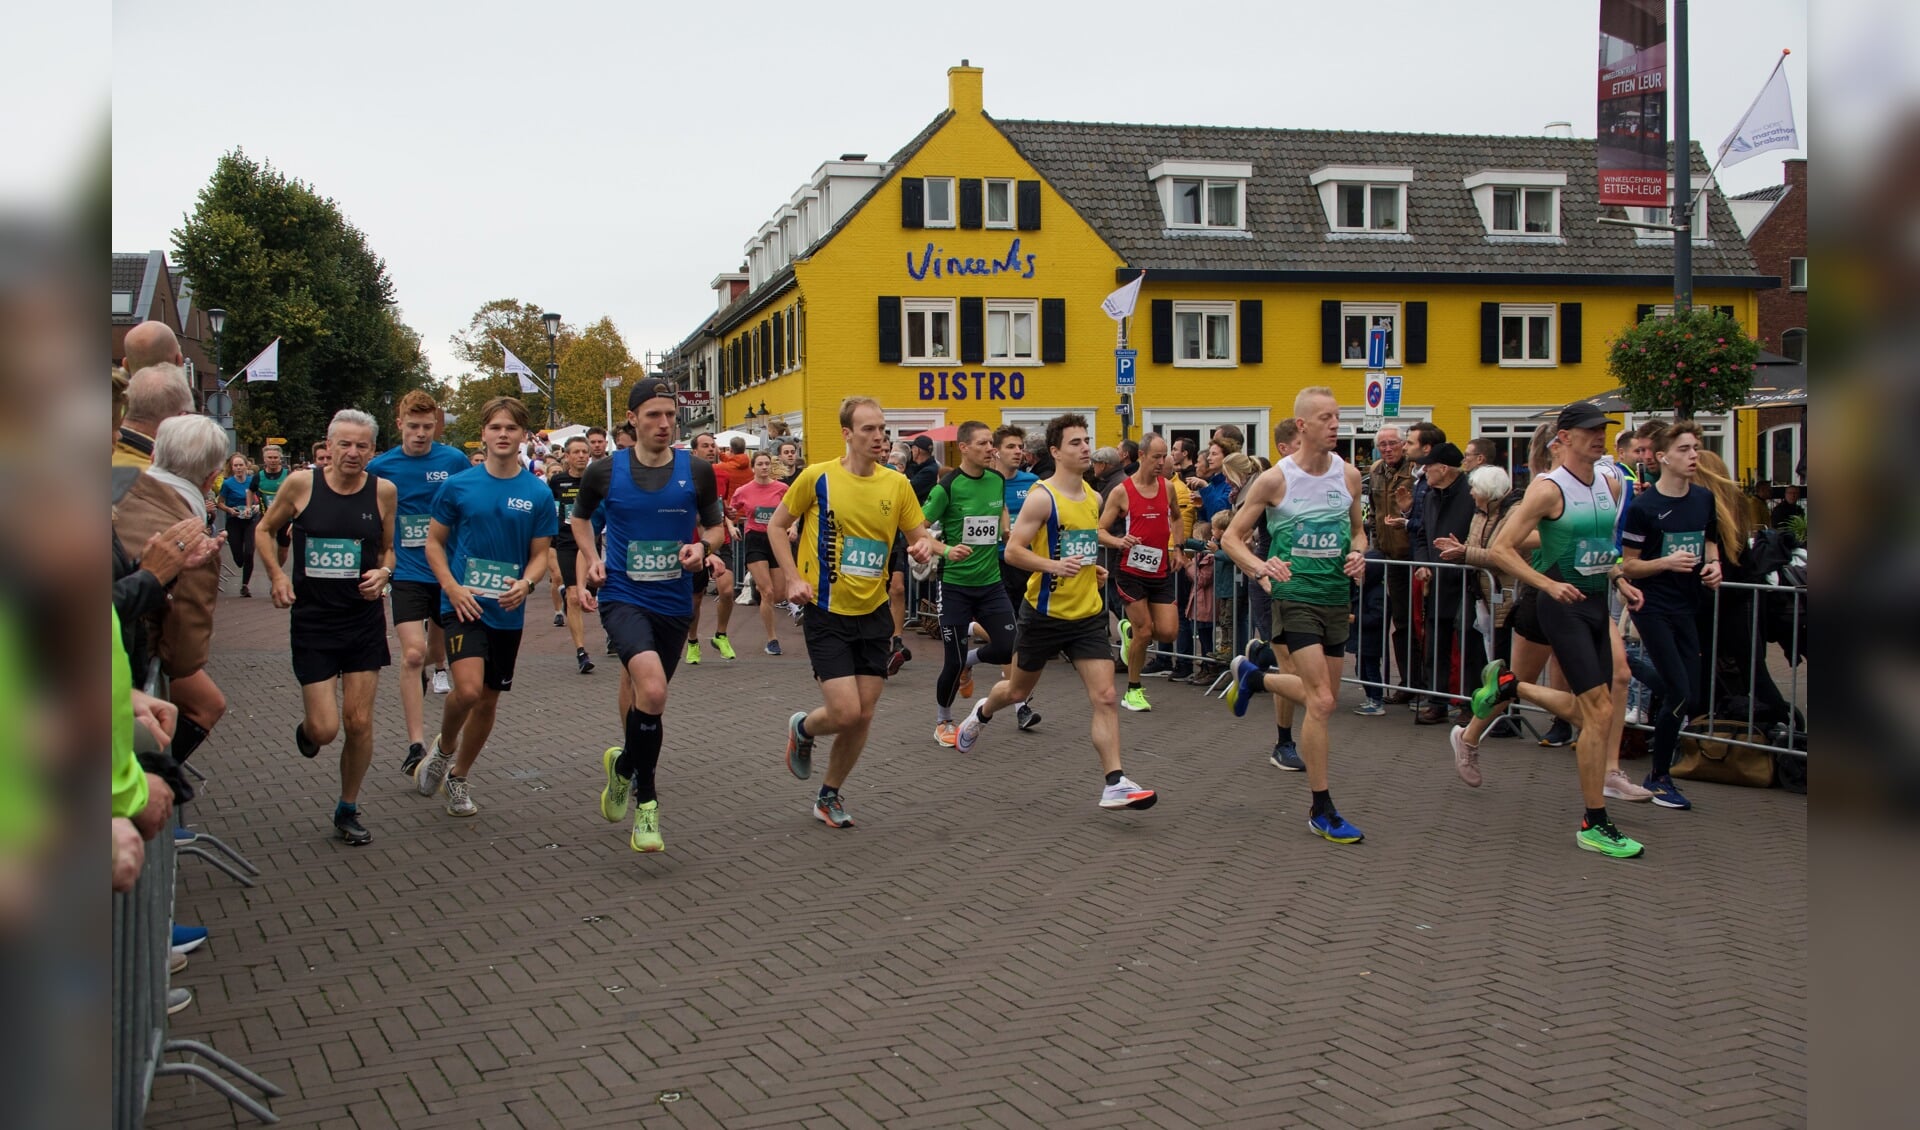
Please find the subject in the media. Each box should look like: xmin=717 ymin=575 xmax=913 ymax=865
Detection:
xmin=907 ymin=434 xmax=940 ymax=502
xmin=1364 ymin=425 xmax=1416 ymax=705
xmin=1414 ymin=442 xmax=1481 ymax=725
xmin=1403 ymin=422 xmax=1448 ymax=702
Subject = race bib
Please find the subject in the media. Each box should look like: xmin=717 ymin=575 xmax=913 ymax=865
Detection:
xmin=1125 ymin=543 xmax=1165 ymax=573
xmin=304 ymin=537 xmax=361 ymax=579
xmin=462 ymin=557 xmax=520 ymax=597
xmin=399 ymin=514 xmax=431 ymax=549
xmin=1667 ymin=531 xmax=1706 ymax=561
xmin=624 ymin=540 xmax=684 ymax=582
xmin=1058 ymin=528 xmax=1098 ymax=562
xmin=1573 ymin=536 xmax=1618 ymax=576
xmin=961 ymin=514 xmax=999 ymax=545
xmin=753 ymin=506 xmax=776 ymax=527
xmin=1291 ymin=519 xmax=1344 ymax=559
xmin=839 ymin=536 xmax=887 ymax=579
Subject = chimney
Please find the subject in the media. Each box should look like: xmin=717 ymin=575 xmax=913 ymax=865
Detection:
xmin=839 ymin=153 xmax=867 ymax=162
xmin=948 ymin=61 xmax=984 ymax=115
xmin=1784 ymin=157 xmax=1806 ymax=190
xmin=1542 ymin=121 xmax=1573 ymax=138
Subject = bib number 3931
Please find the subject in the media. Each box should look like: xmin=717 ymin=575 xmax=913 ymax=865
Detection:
xmin=625 ymin=540 xmax=684 ymax=582
xmin=1574 ymin=537 xmax=1618 ymax=576
xmin=1668 ymin=531 xmax=1706 ymax=560
xmin=304 ymin=537 xmax=362 ymax=579
xmin=463 ymin=557 xmax=520 ymax=598
xmin=839 ymin=536 xmax=887 ymax=580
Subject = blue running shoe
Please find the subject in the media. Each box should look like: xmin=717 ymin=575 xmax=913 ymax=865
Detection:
xmin=1225 ymin=656 xmax=1264 ymax=718
xmin=171 ymin=924 xmax=209 ymax=953
xmin=1244 ymin=637 xmax=1276 ymax=670
xmin=1644 ymin=774 xmax=1693 ymax=810
xmin=1270 ymin=740 xmax=1304 ymax=771
xmin=1308 ymin=809 xmax=1364 ymax=844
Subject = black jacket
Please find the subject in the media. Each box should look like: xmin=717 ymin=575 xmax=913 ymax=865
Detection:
xmin=1416 ymin=472 xmax=1476 ymax=620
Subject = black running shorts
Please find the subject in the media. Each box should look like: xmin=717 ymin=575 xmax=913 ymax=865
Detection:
xmin=600 ymin=602 xmax=690 ymax=679
xmin=1509 ymin=583 xmax=1547 ymax=646
xmin=938 ymin=579 xmax=1015 ymax=632
xmin=1115 ymin=569 xmax=1177 ymax=607
xmin=743 ymin=530 xmax=776 ymax=567
xmin=1535 ymin=590 xmax=1612 ymax=695
xmin=802 ymin=604 xmax=893 ymax=681
xmin=390 ymin=580 xmax=440 ymax=627
xmin=1013 ymin=603 xmax=1111 ymax=672
xmin=439 ymin=615 xmax=525 ymax=693
xmin=1273 ymin=599 xmax=1350 ymax=658
xmin=290 ymin=614 xmax=389 ymax=686
xmin=553 ymin=543 xmax=580 ymax=589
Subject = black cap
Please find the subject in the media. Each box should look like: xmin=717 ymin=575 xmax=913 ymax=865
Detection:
xmin=1414 ymin=442 xmax=1464 ymax=467
xmin=627 ymin=377 xmax=677 ymax=411
xmin=1555 ymin=401 xmax=1616 ymax=432
xmin=911 ymin=434 xmax=935 ymax=451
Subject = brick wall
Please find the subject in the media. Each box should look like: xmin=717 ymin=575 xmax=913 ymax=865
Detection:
xmin=1747 ymin=160 xmax=1807 ymax=351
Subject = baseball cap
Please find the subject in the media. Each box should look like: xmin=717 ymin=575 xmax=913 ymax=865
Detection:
xmin=627 ymin=377 xmax=677 ymax=410
xmin=1414 ymin=442 xmax=1464 ymax=467
xmin=1555 ymin=401 xmax=1616 ymax=432
xmin=911 ymin=434 xmax=935 ymax=451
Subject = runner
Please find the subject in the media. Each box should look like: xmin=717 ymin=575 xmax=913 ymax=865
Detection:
xmin=411 ymin=397 xmax=557 ymax=817
xmin=1097 ymin=433 xmax=1184 ymax=713
xmin=1255 ymin=419 xmax=1308 ymax=768
xmin=547 ymin=435 xmax=597 ymax=673
xmin=571 ymin=378 xmax=726 ymax=852
xmin=767 ymin=396 xmax=937 ymax=827
xmin=366 ymin=391 xmax=473 ymax=777
xmin=685 ymin=431 xmax=739 ymax=664
xmin=586 ymin=426 xmax=609 ymax=461
xmin=254 ymin=409 xmax=397 ymax=845
xmin=212 ymin=453 xmax=262 ymax=597
xmin=254 ymin=444 xmax=292 ymax=568
xmin=920 ymin=421 xmax=1016 ymax=746
xmin=730 ymin=451 xmax=794 ymax=655
xmin=1472 ymin=401 xmax=1649 ymax=859
xmin=1220 ymin=388 xmax=1369 ymax=844
xmin=993 ymin=425 xmax=1042 ymax=732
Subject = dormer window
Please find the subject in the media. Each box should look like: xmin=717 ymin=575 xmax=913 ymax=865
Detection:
xmin=1634 ymin=176 xmax=1712 ymax=242
xmin=1463 ymin=170 xmax=1566 ymax=236
xmin=1310 ymin=166 xmax=1412 ymax=234
xmin=1148 ymin=160 xmax=1250 ymax=231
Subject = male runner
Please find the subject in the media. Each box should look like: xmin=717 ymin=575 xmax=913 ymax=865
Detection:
xmin=412 ymin=397 xmax=557 ymax=817
xmin=1472 ymin=401 xmax=1649 ymax=859
xmin=685 ymin=431 xmax=739 ymax=663
xmin=614 ymin=424 xmax=635 ymax=451
xmin=1221 ymin=388 xmax=1369 ymax=844
xmin=256 ymin=444 xmax=293 ymax=568
xmin=255 ymin=410 xmax=397 ymax=845
xmin=367 ymin=391 xmax=473 ymax=777
xmin=768 ymin=396 xmax=937 ymax=827
xmin=586 ymin=426 xmax=609 ymax=461
xmin=956 ymin=414 xmax=1156 ymax=812
xmin=920 ymin=421 xmax=1016 ymax=746
xmin=573 ymin=378 xmax=725 ymax=852
xmin=311 ymin=440 xmax=331 ymax=472
xmin=993 ymin=425 xmax=1042 ymax=731
xmin=1098 ymin=433 xmax=1184 ymax=712
xmin=548 ymin=435 xmax=596 ymax=672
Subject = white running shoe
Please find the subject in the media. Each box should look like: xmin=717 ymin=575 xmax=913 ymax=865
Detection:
xmin=1099 ymin=775 xmax=1158 ymax=810
xmin=444 ymin=776 xmax=478 ymax=817
xmin=415 ymin=734 xmax=451 ymax=797
xmin=430 ymin=669 xmax=451 ymax=695
xmin=1603 ymin=769 xmax=1655 ymax=802
xmin=955 ymin=701 xmax=989 ymax=754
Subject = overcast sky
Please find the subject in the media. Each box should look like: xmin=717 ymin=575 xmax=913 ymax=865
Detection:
xmin=107 ymin=0 xmax=1808 ymax=383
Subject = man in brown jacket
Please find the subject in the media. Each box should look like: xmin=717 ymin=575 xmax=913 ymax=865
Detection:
xmin=1364 ymin=426 xmax=1415 ymax=710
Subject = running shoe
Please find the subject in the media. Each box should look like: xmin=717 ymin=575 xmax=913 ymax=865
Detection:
xmin=933 ymin=721 xmax=958 ymax=747
xmin=815 ymin=792 xmax=854 ymax=828
xmin=1449 ymin=725 xmax=1482 ymax=788
xmin=415 ymin=734 xmax=450 ymax=797
xmin=1576 ymin=819 xmax=1644 ymax=859
xmin=1121 ymin=687 xmax=1152 ymax=712
xmin=630 ymin=800 xmax=664 ymax=852
xmin=685 ymin=641 xmax=701 ymax=665
xmin=957 ymin=665 xmax=974 ymax=700
xmin=1270 ymin=740 xmax=1304 ymax=772
xmin=295 ymin=722 xmax=320 ymax=759
xmin=240 ymin=585 xmax=251 ymax=598
xmin=577 ymin=648 xmax=595 ymax=674
xmin=1604 ymin=770 xmax=1655 ymax=802
xmin=1539 ymin=719 xmax=1574 ymax=747
xmin=599 ymin=746 xmax=630 ymax=822
xmin=1643 ymin=774 xmax=1693 ymax=810
xmin=711 ymin=634 xmax=736 ymax=661
xmin=1468 ymin=659 xmax=1517 ymax=719
xmin=1118 ymin=617 xmax=1133 ymax=659
xmin=1308 ymin=808 xmax=1365 ymax=844
xmin=171 ymin=924 xmax=209 ymax=953
xmin=1244 ymin=637 xmax=1277 ymax=670
xmin=168 ymin=949 xmax=188 ymax=975
xmin=1016 ymin=699 xmax=1041 ymax=731
xmin=444 ymin=776 xmax=477 ymax=817
xmin=764 ymin=640 xmax=782 ymax=656
xmin=431 ymin=669 xmax=451 ymax=695
xmin=956 ymin=701 xmax=989 ymax=753
xmin=1099 ymin=775 xmax=1158 ymax=810
xmin=167 ymin=988 xmax=193 ymax=1015
xmin=887 ymin=645 xmax=911 ymax=676
xmin=401 ymin=741 xmax=426 ymax=776
xmin=606 ymin=636 xmax=618 ymax=656
xmin=1225 ymin=656 xmax=1264 ymax=718
xmin=554 ymin=612 xmax=566 ymax=628
xmin=1353 ymin=698 xmax=1387 ymax=716
xmin=785 ymin=711 xmax=814 ymax=780
xmin=334 ymin=809 xmax=373 ymax=845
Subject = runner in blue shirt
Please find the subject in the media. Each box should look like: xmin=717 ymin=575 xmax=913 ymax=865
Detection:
xmin=367 ymin=390 xmax=473 ymax=777
xmin=412 ymin=397 xmax=557 ymax=818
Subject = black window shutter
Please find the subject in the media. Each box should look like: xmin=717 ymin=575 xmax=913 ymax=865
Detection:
xmin=1560 ymin=303 xmax=1583 ymax=363
xmin=878 ymin=296 xmax=902 ymax=363
xmin=1635 ymin=303 xmax=1654 ymax=325
xmin=1016 ymin=180 xmax=1042 ymax=230
xmin=1405 ymin=302 xmax=1428 ymax=364
xmin=719 ymin=341 xmax=729 ymax=392
xmin=771 ymin=311 xmax=784 ymax=371
xmin=1480 ymin=302 xmax=1500 ymax=364
xmin=1041 ymin=298 xmax=1066 ymax=363
xmin=901 ymin=178 xmax=924 ymax=229
xmin=959 ymin=297 xmax=985 ymax=364
xmin=766 ymin=318 xmax=777 ymax=375
xmin=1320 ymin=300 xmax=1341 ymax=364
xmin=787 ymin=307 xmax=798 ymax=367
xmin=1151 ymin=299 xmax=1174 ymax=365
xmin=958 ymin=179 xmax=983 ymax=230
xmin=1239 ymin=300 xmax=1263 ymax=364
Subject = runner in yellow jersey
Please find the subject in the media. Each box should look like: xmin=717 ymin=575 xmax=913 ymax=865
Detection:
xmin=957 ymin=414 xmax=1156 ymax=812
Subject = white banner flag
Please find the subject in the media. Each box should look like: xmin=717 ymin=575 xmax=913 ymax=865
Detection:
xmin=496 ymin=340 xmax=541 ymax=395
xmin=1101 ymin=272 xmax=1145 ymax=321
xmin=1719 ymin=55 xmax=1799 ymax=168
xmin=242 ymin=337 xmax=280 ymax=383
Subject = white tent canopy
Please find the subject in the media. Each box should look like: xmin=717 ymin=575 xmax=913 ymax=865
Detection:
xmin=711 ymin=429 xmax=764 ymax=449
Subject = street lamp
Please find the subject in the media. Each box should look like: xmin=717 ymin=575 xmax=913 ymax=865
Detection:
xmin=541 ymin=311 xmax=562 ymax=429
xmin=205 ymin=308 xmax=230 ymax=437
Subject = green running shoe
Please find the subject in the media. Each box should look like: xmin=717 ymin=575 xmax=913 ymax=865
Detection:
xmin=630 ymin=800 xmax=663 ymax=853
xmin=711 ymin=634 xmax=736 ymax=660
xmin=1469 ymin=658 xmax=1517 ymax=719
xmin=599 ymin=746 xmax=630 ymax=822
xmin=1576 ymin=820 xmax=1644 ymax=859
xmin=1121 ymin=687 xmax=1152 ymax=712
xmin=1118 ymin=617 xmax=1133 ymax=659
xmin=685 ymin=640 xmax=701 ymax=665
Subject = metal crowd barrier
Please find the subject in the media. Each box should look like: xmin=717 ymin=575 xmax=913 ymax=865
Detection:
xmin=1697 ymin=578 xmax=1807 ymax=757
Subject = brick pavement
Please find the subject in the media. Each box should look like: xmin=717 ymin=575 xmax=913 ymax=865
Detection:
xmin=148 ymin=579 xmax=1805 ymax=1128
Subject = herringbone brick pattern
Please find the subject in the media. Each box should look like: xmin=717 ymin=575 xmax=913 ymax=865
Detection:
xmin=148 ymin=582 xmax=1805 ymax=1128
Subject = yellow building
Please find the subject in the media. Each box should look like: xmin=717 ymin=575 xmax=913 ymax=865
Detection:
xmin=677 ymin=65 xmax=1774 ymax=474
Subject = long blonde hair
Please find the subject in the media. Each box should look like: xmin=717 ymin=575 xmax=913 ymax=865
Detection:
xmin=1695 ymin=450 xmax=1750 ymax=566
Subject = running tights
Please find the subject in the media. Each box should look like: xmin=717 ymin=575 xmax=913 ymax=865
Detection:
xmin=615 ymin=709 xmax=664 ymax=802
xmin=936 ymin=619 xmax=1014 ymax=708
xmin=1633 ymin=609 xmax=1706 ymax=778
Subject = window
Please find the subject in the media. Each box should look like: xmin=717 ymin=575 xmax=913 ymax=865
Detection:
xmin=924 ymin=177 xmax=955 ymax=228
xmin=1780 ymin=327 xmax=1806 ymax=364
xmin=1148 ymin=161 xmax=1251 ymax=231
xmin=1140 ymin=408 xmax=1270 ymax=461
xmin=903 ymin=298 xmax=955 ymax=362
xmin=1173 ymin=301 xmax=1234 ymax=367
xmin=1635 ymin=202 xmax=1708 ymax=240
xmin=111 ymin=291 xmax=134 ymax=315
xmin=1492 ymin=187 xmax=1557 ymax=233
xmin=986 ymin=300 xmax=1037 ymax=363
xmin=1462 ymin=170 xmax=1566 ymax=236
xmin=1340 ymin=303 xmax=1400 ymax=366
xmin=1339 ymin=406 xmax=1437 ymax=471
xmin=985 ymin=179 xmax=1014 ymax=229
xmin=1789 ymin=257 xmax=1808 ymax=290
xmin=1498 ymin=304 xmax=1555 ymax=366
xmin=1761 ymin=424 xmax=1802 ymax=485
xmin=1335 ymin=183 xmax=1404 ymax=232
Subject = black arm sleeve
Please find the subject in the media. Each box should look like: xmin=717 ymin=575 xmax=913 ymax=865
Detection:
xmin=569 ymin=458 xmax=613 ymax=525
xmin=692 ymin=459 xmax=724 ymax=528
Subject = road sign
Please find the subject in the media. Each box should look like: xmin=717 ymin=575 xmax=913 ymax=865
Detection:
xmin=676 ymin=390 xmax=712 ymax=406
xmin=1362 ymin=372 xmax=1386 ymax=432
xmin=601 ymin=376 xmax=621 ymax=390
xmin=1367 ymin=326 xmax=1387 ymax=369
xmin=1115 ymin=348 xmax=1137 ymax=392
xmin=1384 ymin=375 xmax=1403 ymax=417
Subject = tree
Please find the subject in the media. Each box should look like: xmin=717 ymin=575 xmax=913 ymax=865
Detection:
xmin=440 ymin=372 xmax=520 ymax=449
xmin=449 ymin=300 xmax=648 ymax=431
xmin=556 ymin=316 xmax=646 ymax=429
xmin=1607 ymin=307 xmax=1761 ymax=420
xmin=450 ymin=298 xmax=565 ymax=429
xmin=173 ymin=149 xmax=428 ymax=451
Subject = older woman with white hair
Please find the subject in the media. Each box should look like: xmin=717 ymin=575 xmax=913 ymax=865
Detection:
xmin=112 ymin=414 xmax=235 ymax=766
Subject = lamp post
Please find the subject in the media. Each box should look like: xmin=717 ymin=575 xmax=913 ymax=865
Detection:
xmin=205 ymin=307 xmax=232 ymax=443
xmin=541 ymin=311 xmax=562 ymax=429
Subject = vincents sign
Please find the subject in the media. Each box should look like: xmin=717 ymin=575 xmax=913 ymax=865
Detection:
xmin=906 ymin=237 xmax=1037 ymax=281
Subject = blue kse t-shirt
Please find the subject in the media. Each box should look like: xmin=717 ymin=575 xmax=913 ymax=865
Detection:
xmin=369 ymin=443 xmax=474 ymax=584
xmin=430 ymin=464 xmax=558 ymax=629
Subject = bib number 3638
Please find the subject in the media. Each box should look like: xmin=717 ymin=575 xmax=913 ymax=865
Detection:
xmin=304 ymin=537 xmax=362 ymax=579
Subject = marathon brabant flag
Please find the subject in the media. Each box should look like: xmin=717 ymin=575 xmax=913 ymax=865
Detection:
xmin=1720 ymin=55 xmax=1799 ymax=168
xmin=496 ymin=340 xmax=541 ymax=395
xmin=241 ymin=337 xmax=280 ymax=383
xmin=1101 ymin=271 xmax=1145 ymax=321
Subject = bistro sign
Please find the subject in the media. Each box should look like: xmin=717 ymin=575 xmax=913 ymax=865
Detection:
xmin=918 ymin=370 xmax=1027 ymax=402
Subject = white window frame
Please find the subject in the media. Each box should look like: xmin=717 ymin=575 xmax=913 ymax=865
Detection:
xmin=1000 ymin=408 xmax=1095 ymax=452
xmin=985 ymin=299 xmax=1039 ymax=364
xmin=1172 ymin=301 xmax=1235 ymax=368
xmin=1497 ymin=304 xmax=1556 ymax=367
xmin=1141 ymin=407 xmax=1271 ymax=461
xmin=1311 ymin=166 xmax=1413 ymax=235
xmin=883 ymin=409 xmax=947 ymax=451
xmin=1339 ymin=302 xmax=1402 ymax=368
xmin=1622 ymin=410 xmax=1732 ymax=459
xmin=1466 ymin=407 xmax=1557 ymax=478
xmin=984 ymin=178 xmax=1016 ymax=229
xmin=1789 ymin=257 xmax=1808 ymax=291
xmin=1462 ymin=170 xmax=1566 ymax=236
xmin=1333 ymin=183 xmax=1406 ymax=232
xmin=112 ymin=291 xmax=135 ymax=315
xmin=1760 ymin=423 xmax=1802 ymax=485
xmin=902 ymin=298 xmax=956 ymax=364
xmin=1492 ymin=187 xmax=1559 ymax=234
xmin=1148 ymin=160 xmax=1251 ymax=232
xmin=924 ymin=177 xmax=956 ymax=228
